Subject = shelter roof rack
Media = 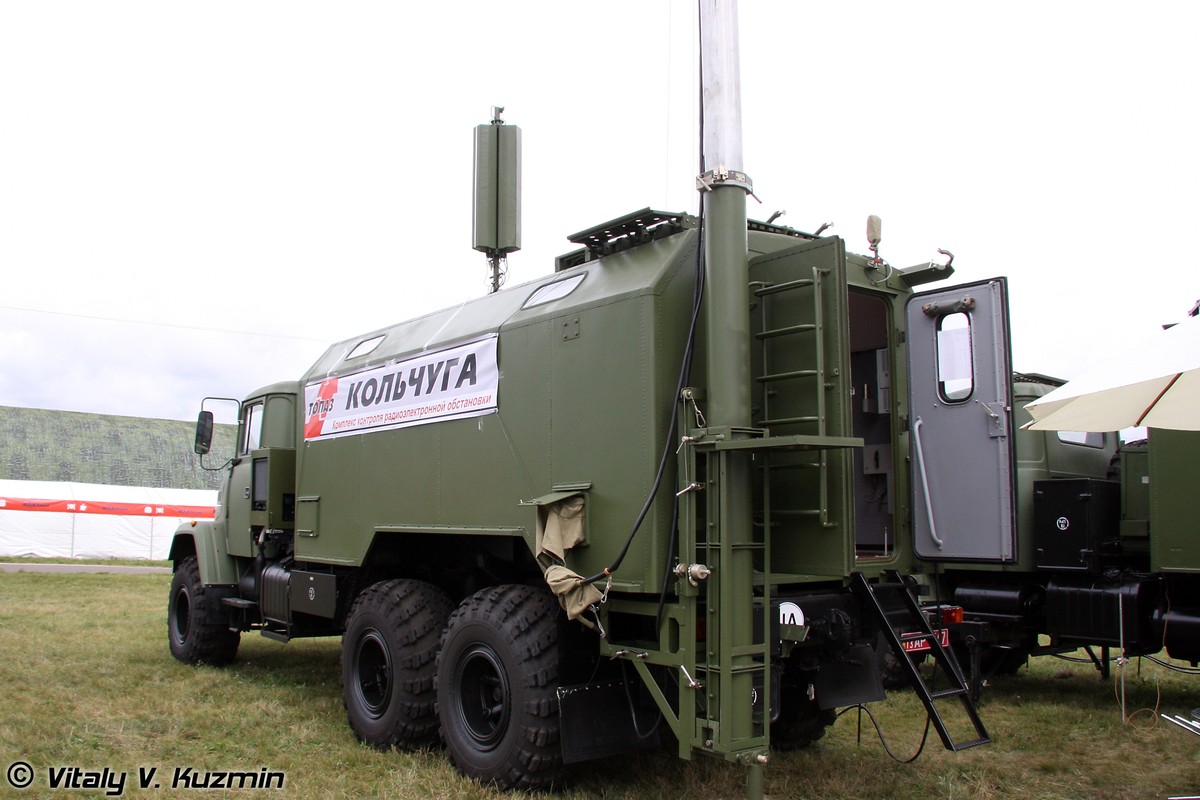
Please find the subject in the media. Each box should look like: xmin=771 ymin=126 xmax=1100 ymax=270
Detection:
xmin=557 ymin=209 xmax=696 ymax=270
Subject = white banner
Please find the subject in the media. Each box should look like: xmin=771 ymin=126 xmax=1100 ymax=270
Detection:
xmin=303 ymin=335 xmax=499 ymax=441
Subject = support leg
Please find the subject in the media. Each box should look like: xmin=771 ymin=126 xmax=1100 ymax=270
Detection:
xmin=747 ymin=762 xmax=764 ymax=800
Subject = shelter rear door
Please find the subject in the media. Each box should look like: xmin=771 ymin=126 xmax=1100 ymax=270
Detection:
xmin=906 ymin=278 xmax=1016 ymax=562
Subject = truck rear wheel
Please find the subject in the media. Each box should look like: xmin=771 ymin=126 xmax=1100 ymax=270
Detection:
xmin=771 ymin=669 xmax=836 ymax=751
xmin=876 ymin=631 xmax=927 ymax=690
xmin=342 ymin=579 xmax=453 ymax=750
xmin=167 ymin=556 xmax=239 ymax=666
xmin=436 ymin=584 xmax=562 ymax=790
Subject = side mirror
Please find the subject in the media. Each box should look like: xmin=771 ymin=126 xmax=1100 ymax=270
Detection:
xmin=194 ymin=411 xmax=214 ymax=455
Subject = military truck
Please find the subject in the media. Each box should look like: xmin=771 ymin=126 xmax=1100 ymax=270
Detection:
xmin=922 ymin=371 xmax=1200 ymax=690
xmin=166 ymin=3 xmax=997 ymax=796
xmin=163 ymin=180 xmax=1015 ymax=788
xmin=171 ymin=199 xmax=1004 ymax=787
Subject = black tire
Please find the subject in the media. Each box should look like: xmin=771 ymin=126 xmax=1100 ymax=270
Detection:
xmin=876 ymin=631 xmax=927 ymax=690
xmin=167 ymin=556 xmax=239 ymax=666
xmin=342 ymin=579 xmax=453 ymax=750
xmin=771 ymin=668 xmax=836 ymax=751
xmin=436 ymin=584 xmax=562 ymax=790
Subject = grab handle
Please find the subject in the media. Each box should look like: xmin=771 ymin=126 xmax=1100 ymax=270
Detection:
xmin=912 ymin=417 xmax=943 ymax=549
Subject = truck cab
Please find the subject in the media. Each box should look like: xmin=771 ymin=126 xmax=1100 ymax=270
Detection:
xmin=223 ymin=384 xmax=298 ymax=563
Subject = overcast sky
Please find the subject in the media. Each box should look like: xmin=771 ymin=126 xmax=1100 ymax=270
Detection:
xmin=2 ymin=1 xmax=1197 ymax=422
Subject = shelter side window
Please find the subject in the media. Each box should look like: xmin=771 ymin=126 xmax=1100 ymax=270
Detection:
xmin=241 ymin=402 xmax=264 ymax=455
xmin=345 ymin=334 xmax=385 ymax=361
xmin=522 ymin=273 xmax=585 ymax=309
xmin=936 ymin=312 xmax=974 ymax=402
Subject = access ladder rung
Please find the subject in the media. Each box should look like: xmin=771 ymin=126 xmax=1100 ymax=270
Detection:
xmin=753 ymin=278 xmax=815 ymax=297
xmin=758 ymin=415 xmax=819 ymax=427
xmin=757 ymin=369 xmax=819 ymax=384
xmin=952 ymin=737 xmax=991 ymax=751
xmin=756 ymin=323 xmax=816 ymax=340
xmin=772 ymin=508 xmax=821 ymax=517
xmin=929 ymin=687 xmax=969 ymax=700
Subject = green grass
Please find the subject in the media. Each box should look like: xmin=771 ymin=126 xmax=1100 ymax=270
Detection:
xmin=0 ymin=556 xmax=170 ymax=568
xmin=1 ymin=572 xmax=1198 ymax=799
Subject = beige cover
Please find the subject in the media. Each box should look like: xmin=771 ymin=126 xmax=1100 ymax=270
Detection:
xmin=535 ymin=495 xmax=603 ymax=623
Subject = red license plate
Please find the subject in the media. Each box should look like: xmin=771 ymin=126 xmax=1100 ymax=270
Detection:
xmin=900 ymin=628 xmax=950 ymax=653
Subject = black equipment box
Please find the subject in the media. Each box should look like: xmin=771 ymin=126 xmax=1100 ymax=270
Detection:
xmin=1034 ymin=479 xmax=1121 ymax=572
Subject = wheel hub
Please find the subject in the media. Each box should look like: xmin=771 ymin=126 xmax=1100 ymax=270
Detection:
xmin=355 ymin=629 xmax=393 ymax=718
xmin=455 ymin=644 xmax=511 ymax=750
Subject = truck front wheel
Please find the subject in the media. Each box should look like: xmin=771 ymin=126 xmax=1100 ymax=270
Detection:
xmin=167 ymin=556 xmax=239 ymax=666
xmin=436 ymin=584 xmax=563 ymax=790
xmin=342 ymin=579 xmax=453 ymax=750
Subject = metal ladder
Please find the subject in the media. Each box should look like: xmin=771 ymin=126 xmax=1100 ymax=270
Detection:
xmin=675 ymin=428 xmax=771 ymax=762
xmin=851 ymin=572 xmax=990 ymax=751
xmin=753 ymin=266 xmax=828 ymax=433
xmin=752 ymin=267 xmax=838 ymax=529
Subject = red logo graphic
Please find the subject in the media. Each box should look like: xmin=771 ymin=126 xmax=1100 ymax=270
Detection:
xmin=305 ymin=378 xmax=339 ymax=440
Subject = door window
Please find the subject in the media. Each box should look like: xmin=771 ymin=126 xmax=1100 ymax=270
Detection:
xmin=1058 ymin=430 xmax=1107 ymax=448
xmin=241 ymin=402 xmax=263 ymax=455
xmin=936 ymin=312 xmax=974 ymax=402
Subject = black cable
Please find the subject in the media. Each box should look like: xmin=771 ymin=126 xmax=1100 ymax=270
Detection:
xmin=581 ymin=5 xmax=711 ymax=588
xmin=620 ymin=660 xmax=664 ymax=740
xmin=1052 ymin=653 xmax=1115 ymax=664
xmin=1048 ymin=651 xmax=1200 ymax=675
xmin=1047 ymin=649 xmax=1200 ymax=725
xmin=581 ymin=229 xmax=706 ymax=587
xmin=837 ymin=704 xmax=933 ymax=764
xmin=1145 ymin=655 xmax=1200 ymax=675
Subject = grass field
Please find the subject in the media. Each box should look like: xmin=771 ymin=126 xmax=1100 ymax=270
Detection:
xmin=0 ymin=557 xmax=171 ymax=568
xmin=1 ymin=571 xmax=1197 ymax=799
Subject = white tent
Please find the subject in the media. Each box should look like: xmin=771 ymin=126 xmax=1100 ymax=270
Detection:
xmin=0 ymin=479 xmax=217 ymax=560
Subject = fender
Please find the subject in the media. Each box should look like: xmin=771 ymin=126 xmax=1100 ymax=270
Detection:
xmin=169 ymin=520 xmax=241 ymax=586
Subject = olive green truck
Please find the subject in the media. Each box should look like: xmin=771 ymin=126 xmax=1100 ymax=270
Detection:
xmin=168 ymin=199 xmax=1200 ymax=795
xmin=164 ymin=5 xmax=1200 ymax=796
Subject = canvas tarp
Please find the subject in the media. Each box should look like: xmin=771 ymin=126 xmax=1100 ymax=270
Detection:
xmin=0 ymin=479 xmax=217 ymax=560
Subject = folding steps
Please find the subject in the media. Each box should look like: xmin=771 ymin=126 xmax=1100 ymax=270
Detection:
xmin=851 ymin=572 xmax=990 ymax=751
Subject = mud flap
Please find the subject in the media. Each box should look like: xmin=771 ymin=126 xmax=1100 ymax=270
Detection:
xmin=811 ymin=643 xmax=887 ymax=710
xmin=558 ymin=680 xmax=661 ymax=764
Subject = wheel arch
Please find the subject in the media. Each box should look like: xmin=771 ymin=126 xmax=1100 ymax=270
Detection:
xmin=169 ymin=520 xmax=240 ymax=585
xmin=358 ymin=530 xmax=543 ymax=603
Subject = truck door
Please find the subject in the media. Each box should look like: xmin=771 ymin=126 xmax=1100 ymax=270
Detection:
xmin=906 ymin=278 xmax=1016 ymax=561
xmin=224 ymin=400 xmax=262 ymax=559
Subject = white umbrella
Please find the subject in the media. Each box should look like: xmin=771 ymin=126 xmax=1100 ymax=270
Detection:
xmin=1024 ymin=313 xmax=1200 ymax=432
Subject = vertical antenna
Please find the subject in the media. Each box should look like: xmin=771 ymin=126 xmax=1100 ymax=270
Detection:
xmin=698 ymin=0 xmax=752 ymax=427
xmin=472 ymin=107 xmax=522 ymax=293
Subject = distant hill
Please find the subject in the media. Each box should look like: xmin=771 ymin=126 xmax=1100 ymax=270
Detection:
xmin=0 ymin=406 xmax=237 ymax=491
